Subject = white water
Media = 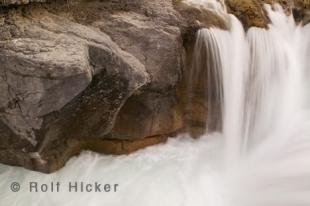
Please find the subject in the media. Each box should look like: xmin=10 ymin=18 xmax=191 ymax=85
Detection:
xmin=184 ymin=0 xmax=226 ymax=13
xmin=1 ymin=4 xmax=310 ymax=206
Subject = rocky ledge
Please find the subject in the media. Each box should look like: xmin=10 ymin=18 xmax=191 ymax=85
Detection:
xmin=0 ymin=0 xmax=309 ymax=173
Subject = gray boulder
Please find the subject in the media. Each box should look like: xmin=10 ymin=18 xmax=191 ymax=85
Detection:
xmin=0 ymin=9 xmax=149 ymax=172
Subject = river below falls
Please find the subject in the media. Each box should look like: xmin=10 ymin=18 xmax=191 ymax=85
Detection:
xmin=0 ymin=134 xmax=227 ymax=206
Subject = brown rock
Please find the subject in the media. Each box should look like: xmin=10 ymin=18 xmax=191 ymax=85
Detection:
xmin=226 ymin=0 xmax=293 ymax=29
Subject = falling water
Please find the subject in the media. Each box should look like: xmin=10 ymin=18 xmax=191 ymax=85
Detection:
xmin=192 ymin=4 xmax=310 ymax=206
xmin=0 ymin=4 xmax=310 ymax=206
xmin=184 ymin=0 xmax=226 ymax=12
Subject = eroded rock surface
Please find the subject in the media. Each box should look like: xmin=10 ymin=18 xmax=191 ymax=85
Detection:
xmin=0 ymin=7 xmax=150 ymax=172
xmin=226 ymin=0 xmax=310 ymax=28
xmin=0 ymin=0 xmax=194 ymax=172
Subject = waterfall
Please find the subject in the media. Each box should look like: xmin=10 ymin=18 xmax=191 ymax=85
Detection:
xmin=192 ymin=5 xmax=310 ymax=165
xmin=0 ymin=4 xmax=310 ymax=206
xmin=189 ymin=15 xmax=248 ymax=164
xmin=184 ymin=0 xmax=226 ymax=12
xmin=186 ymin=4 xmax=310 ymax=206
xmin=192 ymin=4 xmax=310 ymax=206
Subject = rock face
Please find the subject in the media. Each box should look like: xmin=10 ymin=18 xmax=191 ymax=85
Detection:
xmin=226 ymin=0 xmax=310 ymax=29
xmin=0 ymin=0 xmax=190 ymax=172
xmin=0 ymin=0 xmax=45 ymax=6
xmin=0 ymin=0 xmax=309 ymax=173
xmin=293 ymin=0 xmax=310 ymax=24
xmin=0 ymin=6 xmax=151 ymax=172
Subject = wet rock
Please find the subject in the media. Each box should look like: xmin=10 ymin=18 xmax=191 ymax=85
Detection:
xmin=293 ymin=5 xmax=310 ymax=24
xmin=226 ymin=0 xmax=293 ymax=29
xmin=0 ymin=8 xmax=149 ymax=172
xmin=0 ymin=0 xmax=192 ymax=172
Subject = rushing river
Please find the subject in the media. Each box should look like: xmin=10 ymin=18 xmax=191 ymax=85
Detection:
xmin=1 ymin=3 xmax=310 ymax=206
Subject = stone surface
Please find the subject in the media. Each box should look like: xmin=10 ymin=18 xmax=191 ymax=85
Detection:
xmin=0 ymin=7 xmax=151 ymax=172
xmin=226 ymin=0 xmax=310 ymax=29
xmin=0 ymin=0 xmax=46 ymax=6
xmin=0 ymin=0 xmax=196 ymax=172
xmin=293 ymin=0 xmax=310 ymax=24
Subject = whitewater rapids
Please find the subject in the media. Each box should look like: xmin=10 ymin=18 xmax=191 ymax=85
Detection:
xmin=0 ymin=4 xmax=310 ymax=206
